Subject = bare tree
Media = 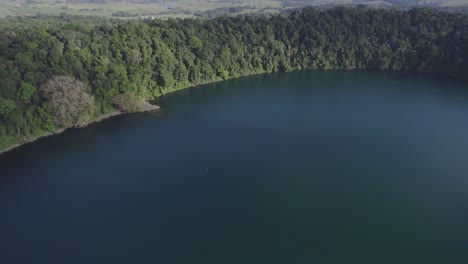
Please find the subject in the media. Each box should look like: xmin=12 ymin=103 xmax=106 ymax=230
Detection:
xmin=41 ymin=76 xmax=96 ymax=127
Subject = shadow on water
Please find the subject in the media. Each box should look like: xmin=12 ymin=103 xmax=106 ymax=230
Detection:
xmin=0 ymin=110 xmax=164 ymax=187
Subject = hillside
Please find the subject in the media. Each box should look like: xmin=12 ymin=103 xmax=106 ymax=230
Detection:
xmin=0 ymin=7 xmax=467 ymax=151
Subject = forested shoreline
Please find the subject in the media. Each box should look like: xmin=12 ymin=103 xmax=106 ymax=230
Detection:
xmin=0 ymin=6 xmax=467 ymax=152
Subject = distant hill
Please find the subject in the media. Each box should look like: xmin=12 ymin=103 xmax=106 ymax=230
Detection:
xmin=0 ymin=0 xmax=466 ymax=19
xmin=282 ymin=0 xmax=467 ymax=9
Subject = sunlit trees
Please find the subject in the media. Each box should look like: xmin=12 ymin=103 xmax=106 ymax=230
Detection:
xmin=0 ymin=7 xmax=467 ymax=150
xmin=17 ymin=82 xmax=37 ymax=101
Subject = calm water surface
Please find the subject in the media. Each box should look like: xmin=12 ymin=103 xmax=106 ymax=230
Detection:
xmin=1 ymin=71 xmax=468 ymax=264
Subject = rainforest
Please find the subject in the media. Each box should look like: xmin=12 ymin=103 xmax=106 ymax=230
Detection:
xmin=0 ymin=6 xmax=467 ymax=152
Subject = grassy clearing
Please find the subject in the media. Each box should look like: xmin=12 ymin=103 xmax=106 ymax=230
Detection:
xmin=0 ymin=0 xmax=285 ymax=19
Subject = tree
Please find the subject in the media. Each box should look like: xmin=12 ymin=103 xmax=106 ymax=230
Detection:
xmin=40 ymin=76 xmax=96 ymax=127
xmin=112 ymin=91 xmax=141 ymax=113
xmin=219 ymin=69 xmax=229 ymax=80
xmin=0 ymin=98 xmax=16 ymax=116
xmin=17 ymin=82 xmax=37 ymax=101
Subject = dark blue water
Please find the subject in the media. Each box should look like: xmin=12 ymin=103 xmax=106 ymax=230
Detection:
xmin=1 ymin=71 xmax=468 ymax=264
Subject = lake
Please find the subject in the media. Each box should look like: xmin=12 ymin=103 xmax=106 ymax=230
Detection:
xmin=1 ymin=71 xmax=467 ymax=263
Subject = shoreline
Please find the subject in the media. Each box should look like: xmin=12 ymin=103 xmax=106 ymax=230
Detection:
xmin=1 ymin=69 xmax=465 ymax=156
xmin=0 ymin=101 xmax=159 ymax=156
xmin=159 ymin=70 xmax=269 ymax=97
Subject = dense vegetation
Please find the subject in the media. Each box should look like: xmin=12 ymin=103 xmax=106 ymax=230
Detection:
xmin=0 ymin=6 xmax=467 ymax=150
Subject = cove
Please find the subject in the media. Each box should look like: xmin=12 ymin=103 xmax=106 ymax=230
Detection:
xmin=1 ymin=70 xmax=468 ymax=264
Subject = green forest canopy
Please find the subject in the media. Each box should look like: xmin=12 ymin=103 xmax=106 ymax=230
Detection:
xmin=0 ymin=6 xmax=467 ymax=150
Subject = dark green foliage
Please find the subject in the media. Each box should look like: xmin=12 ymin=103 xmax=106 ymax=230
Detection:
xmin=0 ymin=98 xmax=16 ymax=116
xmin=0 ymin=7 xmax=467 ymax=150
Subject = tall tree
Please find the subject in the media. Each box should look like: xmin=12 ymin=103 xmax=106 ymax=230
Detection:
xmin=40 ymin=76 xmax=96 ymax=127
